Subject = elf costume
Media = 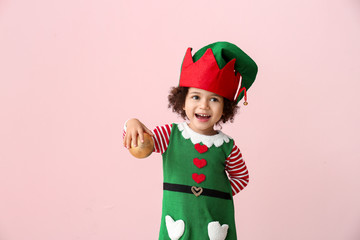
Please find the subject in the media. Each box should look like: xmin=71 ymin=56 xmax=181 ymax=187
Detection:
xmin=124 ymin=42 xmax=257 ymax=239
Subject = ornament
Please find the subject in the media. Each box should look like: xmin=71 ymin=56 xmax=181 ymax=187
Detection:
xmin=129 ymin=133 xmax=154 ymax=158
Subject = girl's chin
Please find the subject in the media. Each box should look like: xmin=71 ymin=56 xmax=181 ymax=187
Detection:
xmin=188 ymin=123 xmax=216 ymax=135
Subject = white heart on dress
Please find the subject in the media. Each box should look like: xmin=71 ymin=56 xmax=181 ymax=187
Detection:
xmin=165 ymin=215 xmax=185 ymax=240
xmin=208 ymin=221 xmax=229 ymax=240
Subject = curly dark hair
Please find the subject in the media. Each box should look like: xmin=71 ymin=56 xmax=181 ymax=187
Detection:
xmin=168 ymin=86 xmax=239 ymax=125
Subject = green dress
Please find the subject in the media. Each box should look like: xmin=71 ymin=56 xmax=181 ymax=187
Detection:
xmin=159 ymin=123 xmax=237 ymax=240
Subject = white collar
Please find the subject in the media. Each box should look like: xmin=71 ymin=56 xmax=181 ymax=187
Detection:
xmin=177 ymin=122 xmax=231 ymax=148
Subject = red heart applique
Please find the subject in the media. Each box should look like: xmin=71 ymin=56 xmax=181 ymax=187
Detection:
xmin=192 ymin=173 xmax=206 ymax=184
xmin=194 ymin=143 xmax=208 ymax=154
xmin=193 ymin=158 xmax=207 ymax=168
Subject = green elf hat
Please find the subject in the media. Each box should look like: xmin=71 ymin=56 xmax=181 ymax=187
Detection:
xmin=179 ymin=41 xmax=258 ymax=105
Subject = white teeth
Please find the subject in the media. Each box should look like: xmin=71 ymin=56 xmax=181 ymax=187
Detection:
xmin=197 ymin=114 xmax=210 ymax=117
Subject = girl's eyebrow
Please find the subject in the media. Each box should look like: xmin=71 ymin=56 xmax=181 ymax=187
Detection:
xmin=189 ymin=91 xmax=221 ymax=97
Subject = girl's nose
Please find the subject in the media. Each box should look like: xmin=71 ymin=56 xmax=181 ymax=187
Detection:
xmin=200 ymin=99 xmax=209 ymax=109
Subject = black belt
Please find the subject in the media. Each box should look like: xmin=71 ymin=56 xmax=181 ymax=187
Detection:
xmin=163 ymin=183 xmax=231 ymax=200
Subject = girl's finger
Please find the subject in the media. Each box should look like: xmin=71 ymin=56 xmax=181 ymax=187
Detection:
xmin=125 ymin=133 xmax=131 ymax=149
xmin=144 ymin=126 xmax=154 ymax=136
xmin=131 ymin=131 xmax=138 ymax=147
xmin=138 ymin=129 xmax=145 ymax=143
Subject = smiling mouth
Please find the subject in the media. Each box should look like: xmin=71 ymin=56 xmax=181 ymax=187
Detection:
xmin=195 ymin=113 xmax=211 ymax=119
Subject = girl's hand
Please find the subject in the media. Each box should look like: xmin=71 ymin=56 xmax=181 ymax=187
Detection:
xmin=123 ymin=118 xmax=154 ymax=149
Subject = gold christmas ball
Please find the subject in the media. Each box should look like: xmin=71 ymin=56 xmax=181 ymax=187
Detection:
xmin=129 ymin=133 xmax=154 ymax=158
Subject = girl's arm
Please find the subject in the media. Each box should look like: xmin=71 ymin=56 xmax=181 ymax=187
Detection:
xmin=151 ymin=124 xmax=172 ymax=154
xmin=123 ymin=119 xmax=172 ymax=155
xmin=225 ymin=143 xmax=249 ymax=196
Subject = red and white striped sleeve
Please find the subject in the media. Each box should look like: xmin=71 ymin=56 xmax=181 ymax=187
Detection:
xmin=225 ymin=143 xmax=249 ymax=196
xmin=122 ymin=123 xmax=172 ymax=155
xmin=152 ymin=124 xmax=172 ymax=154
xmin=122 ymin=129 xmax=126 ymax=139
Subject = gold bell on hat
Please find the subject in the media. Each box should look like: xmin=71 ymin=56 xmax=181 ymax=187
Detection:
xmin=236 ymin=87 xmax=249 ymax=106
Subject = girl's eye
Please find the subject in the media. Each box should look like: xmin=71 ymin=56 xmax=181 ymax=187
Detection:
xmin=191 ymin=95 xmax=199 ymax=100
xmin=210 ymin=98 xmax=219 ymax=102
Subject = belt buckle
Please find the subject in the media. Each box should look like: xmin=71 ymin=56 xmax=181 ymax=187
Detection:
xmin=191 ymin=186 xmax=203 ymax=197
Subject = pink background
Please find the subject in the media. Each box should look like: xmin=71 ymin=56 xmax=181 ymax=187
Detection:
xmin=1 ymin=0 xmax=360 ymax=239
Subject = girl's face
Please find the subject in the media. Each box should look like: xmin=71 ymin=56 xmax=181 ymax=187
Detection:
xmin=183 ymin=87 xmax=224 ymax=135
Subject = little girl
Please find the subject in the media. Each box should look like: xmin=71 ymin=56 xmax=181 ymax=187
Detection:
xmin=123 ymin=42 xmax=258 ymax=240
